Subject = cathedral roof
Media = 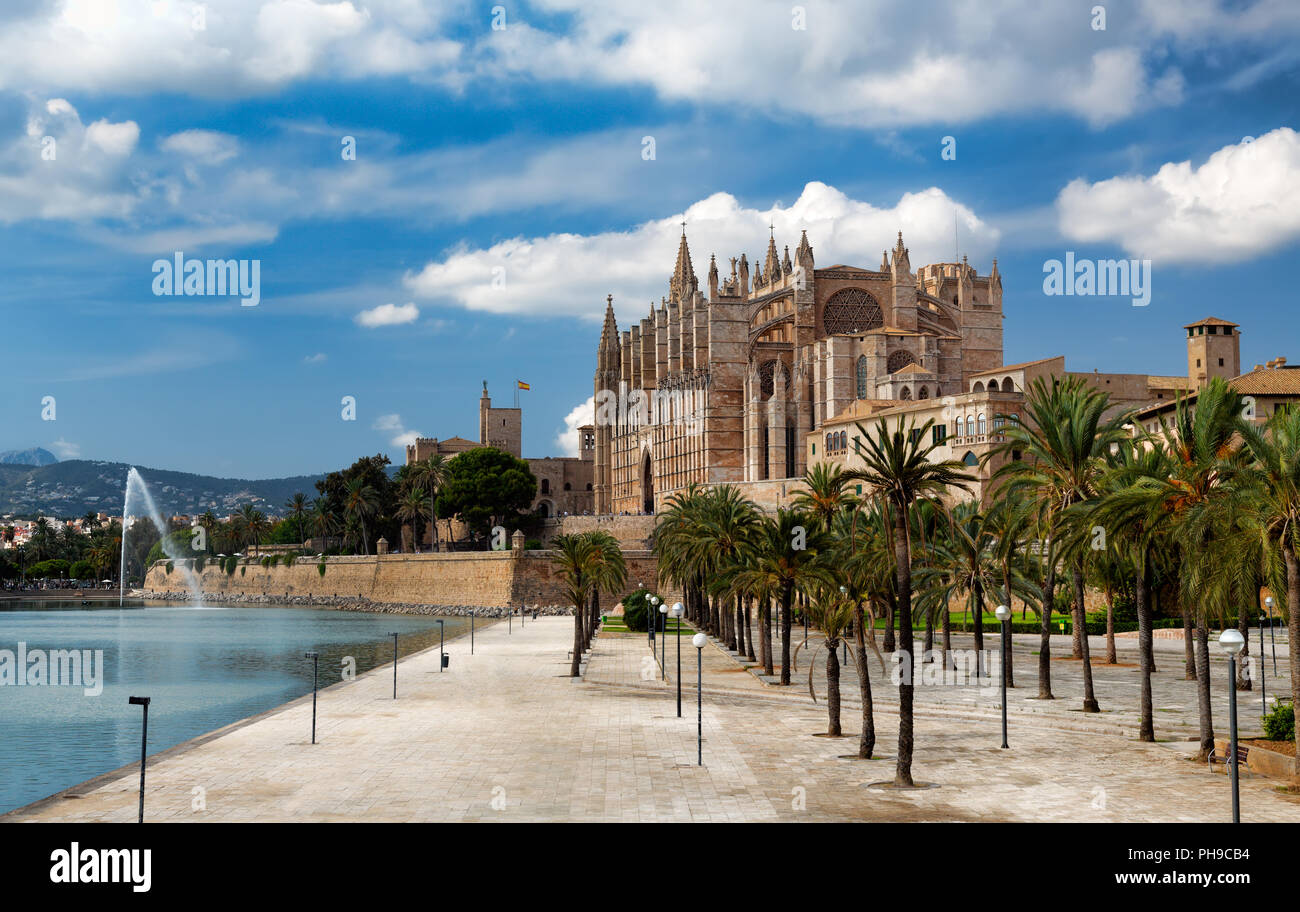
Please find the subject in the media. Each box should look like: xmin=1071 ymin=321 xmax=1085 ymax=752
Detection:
xmin=893 ymin=363 xmax=933 ymax=376
xmin=669 ymin=231 xmax=697 ymax=303
xmin=970 ymin=356 xmax=1063 ymax=376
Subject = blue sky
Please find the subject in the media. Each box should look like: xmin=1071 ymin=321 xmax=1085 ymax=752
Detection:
xmin=1 ymin=0 xmax=1298 ymax=478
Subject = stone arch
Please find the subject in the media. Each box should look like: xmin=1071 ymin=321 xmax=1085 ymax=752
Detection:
xmin=962 ymin=451 xmax=979 ymax=467
xmin=641 ymin=451 xmax=654 ymax=515
xmin=886 ymin=350 xmax=917 ymax=374
xmin=977 ymin=413 xmax=986 ymax=434
xmin=918 ymin=386 xmax=929 ymax=400
xmin=900 ymin=386 xmax=912 ymax=401
xmin=973 ymin=380 xmax=985 ymax=393
xmin=1003 ymin=376 xmax=1015 ymax=392
xmin=987 ymin=379 xmax=998 ymax=392
xmin=823 ymin=288 xmax=883 ymax=335
xmin=538 ymin=500 xmax=553 ymax=518
xmin=966 ymin=415 xmax=975 ymax=436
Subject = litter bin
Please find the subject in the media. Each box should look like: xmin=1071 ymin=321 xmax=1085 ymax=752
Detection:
xmin=441 ymin=654 xmax=450 ymax=669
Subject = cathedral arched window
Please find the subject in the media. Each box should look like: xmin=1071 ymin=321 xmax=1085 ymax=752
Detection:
xmin=541 ymin=478 xmax=550 ymax=494
xmin=966 ymin=416 xmax=975 ymax=436
xmin=973 ymin=381 xmax=985 ymax=393
xmin=918 ymin=386 xmax=929 ymax=400
xmin=900 ymin=386 xmax=912 ymax=401
xmin=760 ymin=360 xmax=777 ymax=399
xmin=839 ymin=431 xmax=846 ymax=451
xmin=963 ymin=451 xmax=978 ymax=467
xmin=825 ymin=433 xmax=832 ymax=452
xmin=887 ymin=350 xmax=917 ymax=374
xmin=856 ymin=355 xmax=868 ymax=400
xmin=823 ymin=288 xmax=883 ymax=335
xmin=987 ymin=379 xmax=998 ymax=392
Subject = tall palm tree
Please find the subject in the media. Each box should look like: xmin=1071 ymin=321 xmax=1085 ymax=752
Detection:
xmin=792 ymin=462 xmax=854 ymax=526
xmin=397 ymin=488 xmax=427 ymax=553
xmin=309 ymin=498 xmax=336 ymax=552
xmin=836 ymin=502 xmax=894 ymax=758
xmin=1238 ymin=403 xmax=1300 ymax=771
xmin=408 ymin=454 xmax=449 ymax=552
xmin=690 ymin=486 xmax=762 ymax=653
xmin=844 ymin=415 xmax=973 ymax=787
xmin=987 ymin=375 xmax=1128 ymax=712
xmin=236 ymin=504 xmax=269 ymax=556
xmin=553 ymin=531 xmax=627 ymax=676
xmin=284 ymin=493 xmax=309 ymax=545
xmin=728 ymin=510 xmax=835 ymax=686
xmin=802 ymin=583 xmax=857 ymax=736
xmin=343 ymin=478 xmax=380 ymax=555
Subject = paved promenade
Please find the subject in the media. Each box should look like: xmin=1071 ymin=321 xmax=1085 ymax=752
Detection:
xmin=6 ymin=617 xmax=1299 ymax=822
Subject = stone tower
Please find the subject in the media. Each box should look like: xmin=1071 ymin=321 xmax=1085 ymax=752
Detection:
xmin=1185 ymin=317 xmax=1240 ymax=388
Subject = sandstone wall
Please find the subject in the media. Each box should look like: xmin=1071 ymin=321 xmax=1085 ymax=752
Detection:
xmin=145 ymin=550 xmax=676 ymax=608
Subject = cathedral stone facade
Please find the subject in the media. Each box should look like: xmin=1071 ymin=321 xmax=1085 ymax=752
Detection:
xmin=592 ymin=229 xmax=1004 ymax=514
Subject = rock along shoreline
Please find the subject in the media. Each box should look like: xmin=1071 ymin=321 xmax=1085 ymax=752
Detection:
xmin=139 ymin=590 xmax=574 ymax=617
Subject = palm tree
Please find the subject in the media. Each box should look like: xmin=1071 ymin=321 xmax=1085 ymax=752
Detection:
xmin=728 ymin=510 xmax=835 ymax=686
xmin=343 ymin=478 xmax=380 ymax=555
xmin=802 ymin=583 xmax=857 ymax=736
xmin=987 ymin=375 xmax=1128 ymax=712
xmin=1236 ymin=403 xmax=1300 ymax=770
xmin=553 ymin=531 xmax=627 ymax=676
xmin=792 ymin=462 xmax=854 ymax=526
xmin=284 ymin=493 xmax=309 ymax=545
xmin=844 ymin=415 xmax=973 ymax=787
xmin=397 ymin=488 xmax=427 ymax=553
xmin=655 ymin=485 xmax=710 ymax=631
xmin=408 ymin=454 xmax=448 ymax=552
xmin=835 ymin=502 xmax=894 ymax=758
xmin=236 ymin=505 xmax=269 ymax=556
xmin=309 ymin=498 xmax=336 ymax=552
xmin=689 ymin=486 xmax=762 ymax=653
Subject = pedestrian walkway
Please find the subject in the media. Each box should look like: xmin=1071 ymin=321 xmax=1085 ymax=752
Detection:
xmin=7 ymin=617 xmax=1298 ymax=822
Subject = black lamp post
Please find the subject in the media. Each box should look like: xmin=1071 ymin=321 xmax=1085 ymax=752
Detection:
xmin=305 ymin=651 xmax=319 ymax=744
xmin=671 ymin=602 xmax=684 ymax=717
xmin=1220 ymin=628 xmax=1245 ymax=823
xmin=659 ymin=602 xmax=668 ymax=679
xmin=436 ymin=619 xmax=445 ymax=671
xmin=1265 ymin=596 xmax=1278 ymax=677
xmin=693 ymin=632 xmax=706 ymax=765
xmin=995 ymin=604 xmax=1011 ymax=749
xmin=128 ymin=696 xmax=150 ymax=823
xmin=470 ymin=609 xmax=475 ymax=655
xmin=649 ymin=595 xmax=660 ymax=649
xmin=388 ymin=632 xmax=399 ymax=698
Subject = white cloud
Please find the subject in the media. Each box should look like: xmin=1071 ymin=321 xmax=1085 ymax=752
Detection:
xmin=404 ymin=181 xmax=1000 ymax=318
xmin=303 ymin=352 xmax=327 ymax=363
xmin=1056 ymin=127 xmax=1300 ymax=263
xmin=161 ymin=129 xmax=240 ymax=164
xmin=0 ymin=2 xmax=1295 ymax=128
xmin=373 ymin=413 xmax=421 ymax=447
xmin=555 ymin=397 xmax=595 ymax=456
xmin=49 ymin=438 xmax=81 ymax=460
xmin=355 ymin=301 xmax=419 ymax=327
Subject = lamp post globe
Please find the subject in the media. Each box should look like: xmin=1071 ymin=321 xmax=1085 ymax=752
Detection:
xmin=995 ymin=605 xmax=1010 ymax=622
xmin=670 ymin=602 xmax=684 ymax=618
xmin=1219 ymin=629 xmax=1245 ymax=655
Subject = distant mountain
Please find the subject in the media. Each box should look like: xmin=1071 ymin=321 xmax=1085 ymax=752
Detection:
xmin=0 ymin=460 xmax=328 ymax=519
xmin=0 ymin=448 xmax=58 ymax=467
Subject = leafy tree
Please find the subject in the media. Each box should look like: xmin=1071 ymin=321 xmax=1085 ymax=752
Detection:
xmin=436 ymin=447 xmax=537 ymax=544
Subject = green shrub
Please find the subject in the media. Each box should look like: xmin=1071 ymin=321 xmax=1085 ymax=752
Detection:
xmin=1263 ymin=702 xmax=1294 ymax=742
xmin=318 ymin=561 xmax=327 ymax=578
xmin=165 ymin=561 xmax=174 ymax=575
xmin=240 ymin=566 xmax=246 ymax=577
xmin=69 ymin=559 xmax=95 ymax=580
xmin=621 ymin=588 xmax=653 ymax=632
xmin=525 ymin=539 xmax=543 ymax=550
xmin=194 ymin=555 xmax=206 ymax=573
xmin=225 ymin=556 xmax=237 ymax=575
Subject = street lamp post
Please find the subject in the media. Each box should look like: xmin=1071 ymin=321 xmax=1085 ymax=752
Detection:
xmin=388 ymin=632 xmax=399 ymax=698
xmin=693 ymin=632 xmax=707 ymax=765
xmin=671 ymin=602 xmax=684 ymax=717
xmin=128 ymin=696 xmax=150 ymax=823
xmin=659 ymin=602 xmax=668 ymax=679
xmin=649 ymin=595 xmax=660 ymax=649
xmin=995 ymin=605 xmax=1011 ymax=749
xmin=305 ymin=651 xmax=319 ymax=744
xmin=1265 ymin=596 xmax=1278 ymax=677
xmin=1219 ymin=628 xmax=1245 ymax=824
xmin=470 ymin=609 xmax=474 ymax=655
xmin=436 ymin=619 xmax=445 ymax=671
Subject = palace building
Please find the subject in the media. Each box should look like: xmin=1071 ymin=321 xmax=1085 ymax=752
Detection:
xmin=591 ymin=228 xmax=1006 ymax=513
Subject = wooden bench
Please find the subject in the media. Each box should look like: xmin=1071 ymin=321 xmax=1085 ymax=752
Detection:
xmin=1207 ymin=744 xmax=1248 ymax=769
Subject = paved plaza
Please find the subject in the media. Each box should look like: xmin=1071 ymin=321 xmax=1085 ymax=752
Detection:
xmin=6 ymin=617 xmax=1299 ymax=823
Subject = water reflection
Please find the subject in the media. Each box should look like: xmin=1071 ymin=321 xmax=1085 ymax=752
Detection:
xmin=0 ymin=601 xmax=469 ymax=813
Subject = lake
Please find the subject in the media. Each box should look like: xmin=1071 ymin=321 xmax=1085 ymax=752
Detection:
xmin=0 ymin=600 xmax=471 ymax=814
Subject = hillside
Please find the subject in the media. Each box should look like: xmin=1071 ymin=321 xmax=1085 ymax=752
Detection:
xmin=0 ymin=460 xmax=328 ymax=519
xmin=0 ymin=448 xmax=58 ymax=467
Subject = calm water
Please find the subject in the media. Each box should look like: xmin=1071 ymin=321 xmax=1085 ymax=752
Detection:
xmin=0 ymin=600 xmax=470 ymax=814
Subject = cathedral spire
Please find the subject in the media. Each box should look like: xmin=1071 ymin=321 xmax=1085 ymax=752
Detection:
xmin=763 ymin=227 xmax=780 ymax=282
xmin=669 ymin=226 xmax=697 ymax=304
xmin=796 ymin=229 xmax=813 ymax=270
xmin=598 ymin=294 xmax=618 ymax=354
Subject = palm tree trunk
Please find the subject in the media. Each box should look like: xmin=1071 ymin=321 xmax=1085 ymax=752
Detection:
xmin=734 ymin=596 xmax=744 ymax=656
xmin=893 ymin=504 xmax=915 ymax=788
xmin=1074 ymin=563 xmax=1100 ymax=712
xmin=779 ymin=583 xmax=793 ymax=686
xmin=1105 ymin=587 xmax=1117 ymax=664
xmin=745 ymin=598 xmax=756 ymax=663
xmin=854 ymin=604 xmax=875 ymax=759
xmin=973 ymin=580 xmax=985 ymax=679
xmin=1135 ymin=560 xmax=1155 ymax=741
xmin=883 ymin=591 xmax=896 ymax=653
xmin=1181 ymin=597 xmax=1196 ymax=679
xmin=923 ymin=609 xmax=934 ymax=661
xmin=589 ymin=590 xmax=600 ymax=648
xmin=1284 ymin=547 xmax=1300 ymax=776
xmin=1039 ymin=554 xmax=1056 ymax=700
xmin=941 ymin=606 xmax=952 ymax=670
xmin=761 ymin=596 xmax=773 ymax=676
xmin=1193 ymin=619 xmax=1214 ymax=761
xmin=826 ymin=640 xmax=841 ymax=736
xmin=570 ymin=594 xmax=584 ymax=678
